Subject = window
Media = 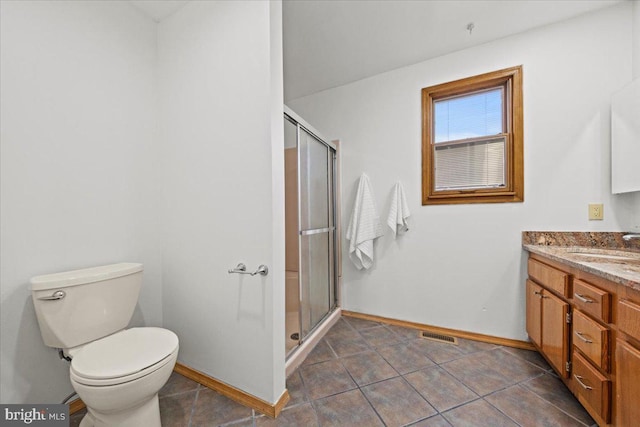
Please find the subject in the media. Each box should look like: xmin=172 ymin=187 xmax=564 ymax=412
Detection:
xmin=422 ymin=66 xmax=523 ymax=205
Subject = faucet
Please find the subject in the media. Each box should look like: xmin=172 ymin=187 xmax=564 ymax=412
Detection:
xmin=622 ymin=233 xmax=640 ymax=241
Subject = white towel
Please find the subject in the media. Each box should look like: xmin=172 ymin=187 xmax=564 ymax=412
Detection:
xmin=387 ymin=182 xmax=410 ymax=237
xmin=346 ymin=174 xmax=384 ymax=270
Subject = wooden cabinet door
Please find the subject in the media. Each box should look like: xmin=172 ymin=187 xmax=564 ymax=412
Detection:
xmin=542 ymin=291 xmax=570 ymax=378
xmin=526 ymin=280 xmax=542 ymax=348
xmin=616 ymin=339 xmax=640 ymax=427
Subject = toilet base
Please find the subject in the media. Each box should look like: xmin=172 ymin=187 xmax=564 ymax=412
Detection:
xmin=79 ymin=394 xmax=161 ymax=427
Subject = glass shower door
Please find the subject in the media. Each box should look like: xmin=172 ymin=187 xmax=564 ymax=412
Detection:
xmin=298 ymin=127 xmax=336 ymax=338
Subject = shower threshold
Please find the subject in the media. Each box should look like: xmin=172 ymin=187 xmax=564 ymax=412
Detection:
xmin=285 ymin=308 xmax=341 ymax=377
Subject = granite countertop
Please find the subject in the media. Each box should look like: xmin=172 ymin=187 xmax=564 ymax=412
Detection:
xmin=522 ymin=232 xmax=640 ymax=292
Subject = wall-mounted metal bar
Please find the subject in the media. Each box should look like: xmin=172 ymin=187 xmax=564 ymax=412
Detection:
xmin=228 ymin=263 xmax=269 ymax=276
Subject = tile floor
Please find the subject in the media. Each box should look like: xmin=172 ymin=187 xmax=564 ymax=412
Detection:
xmin=71 ymin=316 xmax=596 ymax=427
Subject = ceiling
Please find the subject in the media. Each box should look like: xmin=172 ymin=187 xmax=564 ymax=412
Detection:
xmin=128 ymin=0 xmax=624 ymax=101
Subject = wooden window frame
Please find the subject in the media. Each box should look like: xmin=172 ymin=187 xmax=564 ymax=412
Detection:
xmin=422 ymin=66 xmax=523 ymax=205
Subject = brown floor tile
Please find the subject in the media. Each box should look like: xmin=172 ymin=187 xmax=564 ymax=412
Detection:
xmin=256 ymin=403 xmax=318 ymax=426
xmin=409 ymin=414 xmax=453 ymax=427
xmin=442 ymin=399 xmax=518 ymax=427
xmin=301 ymin=339 xmax=336 ymax=366
xmin=150 ymin=316 xmax=599 ymax=427
xmin=285 ymin=370 xmax=308 ymax=407
xmin=69 ymin=409 xmax=87 ymax=427
xmin=358 ymin=325 xmax=403 ymax=348
xmin=521 ymin=374 xmax=594 ymax=425
xmin=190 ymin=388 xmax=253 ymax=426
xmin=159 ymin=372 xmax=200 ymax=397
xmin=410 ymin=338 xmax=467 ymax=364
xmin=502 ymin=346 xmax=553 ymax=371
xmin=224 ymin=419 xmax=254 ymax=427
xmin=325 ymin=318 xmax=357 ymax=337
xmin=404 ymin=366 xmax=478 ymax=412
xmin=377 ymin=341 xmax=435 ymax=374
xmin=325 ymin=333 xmax=370 ymax=357
xmin=159 ymin=389 xmax=197 ymax=427
xmin=441 ymin=353 xmax=514 ymax=396
xmin=361 ymin=377 xmax=437 ymax=426
xmin=455 ymin=338 xmax=499 ymax=354
xmin=486 ymin=385 xmax=587 ymax=427
xmin=340 ymin=350 xmax=399 ymax=386
xmin=385 ymin=324 xmax=421 ymax=341
xmin=313 ymin=389 xmax=384 ymax=427
xmin=344 ymin=316 xmax=381 ymax=330
xmin=475 ymin=348 xmax=546 ymax=383
xmin=299 ymin=359 xmax=357 ymax=400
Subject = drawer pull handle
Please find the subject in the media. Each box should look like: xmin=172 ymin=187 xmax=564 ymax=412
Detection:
xmin=575 ymin=293 xmax=594 ymax=304
xmin=574 ymin=375 xmax=593 ymax=391
xmin=574 ymin=331 xmax=593 ymax=343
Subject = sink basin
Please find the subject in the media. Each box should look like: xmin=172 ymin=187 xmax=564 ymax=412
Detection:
xmin=566 ymin=248 xmax=640 ymax=262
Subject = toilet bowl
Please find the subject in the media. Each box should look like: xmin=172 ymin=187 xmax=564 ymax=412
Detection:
xmin=70 ymin=327 xmax=179 ymax=427
xmin=30 ymin=263 xmax=179 ymax=427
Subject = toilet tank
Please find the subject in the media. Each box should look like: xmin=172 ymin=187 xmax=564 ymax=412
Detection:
xmin=30 ymin=263 xmax=143 ymax=349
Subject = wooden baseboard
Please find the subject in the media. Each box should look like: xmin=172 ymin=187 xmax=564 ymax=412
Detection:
xmin=342 ymin=310 xmax=535 ymax=351
xmin=69 ymin=398 xmax=86 ymax=414
xmin=174 ymin=363 xmax=289 ymax=418
xmin=69 ymin=363 xmax=290 ymax=419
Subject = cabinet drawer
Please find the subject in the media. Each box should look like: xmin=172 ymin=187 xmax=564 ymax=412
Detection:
xmin=528 ymin=258 xmax=570 ymax=297
xmin=572 ymin=350 xmax=610 ymax=423
xmin=573 ymin=309 xmax=609 ymax=372
xmin=618 ymin=298 xmax=640 ymax=342
xmin=572 ymin=279 xmax=610 ymax=323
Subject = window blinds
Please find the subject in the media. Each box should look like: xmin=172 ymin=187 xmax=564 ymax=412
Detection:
xmin=434 ymin=136 xmax=506 ymax=190
xmin=433 ymin=87 xmax=506 ymax=191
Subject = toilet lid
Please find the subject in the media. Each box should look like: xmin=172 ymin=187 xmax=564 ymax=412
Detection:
xmin=70 ymin=327 xmax=179 ymax=380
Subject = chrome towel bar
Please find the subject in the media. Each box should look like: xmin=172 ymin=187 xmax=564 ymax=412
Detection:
xmin=228 ymin=263 xmax=269 ymax=276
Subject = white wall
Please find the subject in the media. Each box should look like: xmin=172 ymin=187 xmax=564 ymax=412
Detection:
xmin=621 ymin=0 xmax=640 ymax=226
xmin=634 ymin=0 xmax=640 ymax=79
xmin=158 ymin=1 xmax=285 ymax=403
xmin=0 ymin=1 xmax=160 ymax=404
xmin=289 ymin=3 xmax=634 ymax=340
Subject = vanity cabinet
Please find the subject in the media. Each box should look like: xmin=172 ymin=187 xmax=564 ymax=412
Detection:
xmin=615 ymin=339 xmax=640 ymax=426
xmin=526 ymin=260 xmax=570 ymax=377
xmin=572 ymin=309 xmax=609 ymax=372
xmin=616 ymin=296 xmax=640 ymax=427
xmin=526 ymin=253 xmax=640 ymax=426
xmin=525 ymin=280 xmax=542 ymax=348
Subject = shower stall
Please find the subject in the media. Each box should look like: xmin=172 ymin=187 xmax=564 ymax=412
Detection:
xmin=284 ymin=107 xmax=339 ymax=361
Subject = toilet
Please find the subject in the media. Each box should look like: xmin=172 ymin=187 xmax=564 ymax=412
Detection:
xmin=30 ymin=263 xmax=179 ymax=427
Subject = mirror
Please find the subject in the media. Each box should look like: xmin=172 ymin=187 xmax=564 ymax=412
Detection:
xmin=611 ymin=78 xmax=640 ymax=194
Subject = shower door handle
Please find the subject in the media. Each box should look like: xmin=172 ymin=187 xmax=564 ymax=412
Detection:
xmin=300 ymin=227 xmax=334 ymax=236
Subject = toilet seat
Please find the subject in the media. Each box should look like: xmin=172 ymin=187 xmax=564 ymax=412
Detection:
xmin=70 ymin=327 xmax=179 ymax=387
